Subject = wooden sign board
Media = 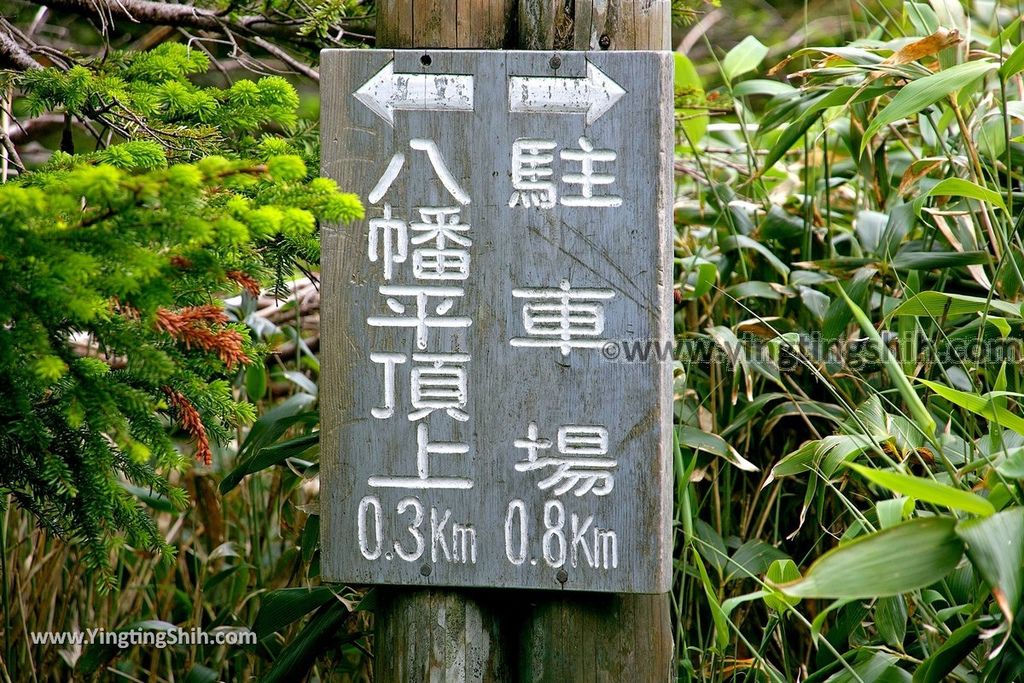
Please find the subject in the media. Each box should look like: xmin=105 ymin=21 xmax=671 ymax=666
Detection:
xmin=320 ymin=49 xmax=672 ymax=593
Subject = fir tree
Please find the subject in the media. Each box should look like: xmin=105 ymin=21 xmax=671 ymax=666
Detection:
xmin=0 ymin=41 xmax=363 ymax=585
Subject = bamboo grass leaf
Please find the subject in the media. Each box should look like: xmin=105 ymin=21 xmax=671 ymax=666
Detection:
xmin=252 ymin=587 xmax=338 ymax=640
xmin=890 ymin=250 xmax=991 ymax=270
xmin=861 ymin=61 xmax=996 ymax=151
xmin=999 ymin=41 xmax=1024 ymax=79
xmin=955 ymin=508 xmax=1024 ymax=623
xmin=722 ymin=36 xmax=769 ymax=82
xmin=846 ymin=462 xmax=995 ymax=516
xmin=913 ymin=177 xmax=1008 ymax=214
xmin=837 ymin=287 xmax=936 ymax=437
xmin=912 ymin=620 xmax=982 ymax=682
xmin=917 ymin=379 xmax=1024 ymax=436
xmin=875 ymin=595 xmax=908 ymax=648
xmin=887 ymin=291 xmax=1022 ymax=319
xmin=678 ymin=425 xmax=758 ymax=472
xmin=763 ymin=559 xmax=801 ymax=611
xmin=779 ymin=517 xmax=964 ymax=599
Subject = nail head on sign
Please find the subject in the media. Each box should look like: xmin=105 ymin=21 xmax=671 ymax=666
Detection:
xmin=549 ymin=55 xmax=561 ymax=69
xmin=420 ymin=564 xmax=432 ymax=576
xmin=420 ymin=54 xmax=432 ymax=67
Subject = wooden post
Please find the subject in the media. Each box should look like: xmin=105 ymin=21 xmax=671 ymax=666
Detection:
xmin=368 ymin=8 xmax=515 ymax=679
xmin=368 ymin=3 xmax=673 ymax=681
xmin=376 ymin=1 xmax=515 ymax=49
xmin=373 ymin=590 xmax=509 ymax=681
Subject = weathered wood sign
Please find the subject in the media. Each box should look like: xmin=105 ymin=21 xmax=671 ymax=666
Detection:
xmin=320 ymin=49 xmax=672 ymax=593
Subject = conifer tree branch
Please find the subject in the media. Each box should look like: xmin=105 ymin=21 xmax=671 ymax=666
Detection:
xmin=37 ymin=0 xmax=328 ymax=47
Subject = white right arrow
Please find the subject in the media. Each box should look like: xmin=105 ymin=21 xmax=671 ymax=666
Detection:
xmin=508 ymin=62 xmax=626 ymax=124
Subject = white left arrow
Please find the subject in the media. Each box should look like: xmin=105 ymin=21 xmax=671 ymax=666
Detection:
xmin=508 ymin=61 xmax=626 ymax=124
xmin=354 ymin=61 xmax=474 ymax=126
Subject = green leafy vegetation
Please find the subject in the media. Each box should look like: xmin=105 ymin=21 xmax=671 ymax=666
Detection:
xmin=0 ymin=147 xmax=360 ymax=580
xmin=0 ymin=7 xmax=368 ymax=679
xmin=673 ymin=1 xmax=1024 ymax=679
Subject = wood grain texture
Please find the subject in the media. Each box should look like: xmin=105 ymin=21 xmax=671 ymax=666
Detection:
xmin=379 ymin=1 xmax=670 ymax=50
xmin=375 ymin=0 xmax=414 ymax=48
xmin=374 ymin=589 xmax=508 ymax=681
xmin=517 ymin=591 xmax=674 ymax=681
xmin=377 ymin=0 xmax=511 ymax=48
xmin=520 ymin=0 xmax=671 ymax=50
xmin=320 ymin=49 xmax=672 ymax=594
xmin=455 ymin=0 xmax=510 ymax=47
xmin=517 ymin=0 xmax=670 ymax=49
xmin=572 ymin=0 xmax=593 ymax=51
xmin=517 ymin=0 xmax=556 ymax=49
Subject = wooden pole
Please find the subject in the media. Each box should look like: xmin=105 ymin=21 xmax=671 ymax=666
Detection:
xmin=517 ymin=592 xmax=674 ymax=680
xmin=508 ymin=7 xmax=674 ymax=681
xmin=370 ymin=2 xmax=673 ymax=681
xmin=370 ymin=6 xmax=515 ymax=679
xmin=517 ymin=0 xmax=670 ymax=51
xmin=373 ymin=590 xmax=510 ymax=681
xmin=376 ymin=0 xmax=515 ymax=49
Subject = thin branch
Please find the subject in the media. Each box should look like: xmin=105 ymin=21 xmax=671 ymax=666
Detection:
xmin=2 ymin=85 xmax=10 ymax=182
xmin=0 ymin=133 xmax=27 ymax=174
xmin=178 ymin=30 xmax=233 ymax=86
xmin=0 ymin=26 xmax=42 ymax=71
xmin=2 ymin=19 xmax=72 ymax=69
xmin=27 ymin=7 xmax=50 ymax=36
xmin=45 ymin=0 xmax=225 ymax=32
xmin=39 ymin=0 xmax=325 ymax=46
xmin=245 ymin=34 xmax=318 ymax=82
